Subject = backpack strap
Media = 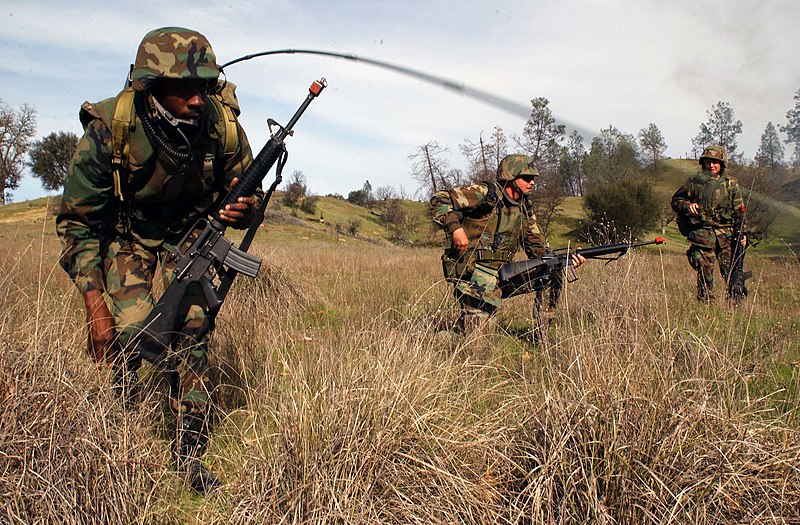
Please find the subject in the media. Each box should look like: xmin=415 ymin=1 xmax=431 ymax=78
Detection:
xmin=216 ymin=96 xmax=239 ymax=157
xmin=108 ymin=85 xmax=240 ymax=212
xmin=110 ymin=88 xmax=136 ymax=201
xmin=211 ymin=81 xmax=243 ymax=158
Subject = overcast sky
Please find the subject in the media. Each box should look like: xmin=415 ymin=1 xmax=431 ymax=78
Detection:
xmin=2 ymin=0 xmax=798 ymax=202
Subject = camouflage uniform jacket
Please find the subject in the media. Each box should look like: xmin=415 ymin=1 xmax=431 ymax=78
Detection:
xmin=671 ymin=170 xmax=744 ymax=232
xmin=56 ymin=90 xmax=256 ymax=294
xmin=431 ymin=181 xmax=546 ymax=276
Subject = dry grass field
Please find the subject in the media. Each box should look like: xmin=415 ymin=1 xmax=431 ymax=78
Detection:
xmin=1 ymin=203 xmax=799 ymax=524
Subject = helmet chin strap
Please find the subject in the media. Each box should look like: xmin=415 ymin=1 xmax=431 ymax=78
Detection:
xmin=150 ymin=94 xmax=197 ymax=153
xmin=151 ymin=95 xmax=200 ymax=128
xmin=501 ymin=180 xmax=524 ymax=206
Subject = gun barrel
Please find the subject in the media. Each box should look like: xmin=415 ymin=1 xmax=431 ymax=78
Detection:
xmin=574 ymin=242 xmax=631 ymax=259
xmin=572 ymin=237 xmax=664 ymax=259
xmin=218 ymin=78 xmax=326 ymax=211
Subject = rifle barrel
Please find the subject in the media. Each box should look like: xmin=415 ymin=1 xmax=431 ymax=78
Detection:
xmin=218 ymin=78 xmax=326 ymax=211
xmin=572 ymin=237 xmax=664 ymax=259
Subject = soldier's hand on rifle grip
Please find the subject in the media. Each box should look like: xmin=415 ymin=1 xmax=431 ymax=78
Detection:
xmin=687 ymin=203 xmax=700 ymax=215
xmin=452 ymin=227 xmax=469 ymax=257
xmin=218 ymin=177 xmax=257 ymax=227
xmin=83 ymin=289 xmax=116 ymax=364
xmin=572 ymin=254 xmax=585 ymax=268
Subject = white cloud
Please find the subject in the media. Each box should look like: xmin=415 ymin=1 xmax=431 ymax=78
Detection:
xmin=3 ymin=0 xmax=799 ymax=202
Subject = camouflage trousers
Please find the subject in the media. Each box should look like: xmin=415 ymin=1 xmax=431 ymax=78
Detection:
xmin=101 ymin=236 xmax=212 ymax=415
xmin=685 ymin=227 xmax=732 ymax=302
xmin=451 ymin=262 xmax=562 ymax=334
xmin=450 ymin=263 xmax=501 ymax=332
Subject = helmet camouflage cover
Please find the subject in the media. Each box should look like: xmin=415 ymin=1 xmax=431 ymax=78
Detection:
xmin=699 ymin=144 xmax=727 ymax=169
xmin=130 ymin=27 xmax=219 ymax=91
xmin=496 ymin=154 xmax=539 ymax=182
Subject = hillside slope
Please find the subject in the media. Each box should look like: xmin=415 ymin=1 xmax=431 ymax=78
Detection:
xmin=3 ymin=163 xmax=797 ymax=255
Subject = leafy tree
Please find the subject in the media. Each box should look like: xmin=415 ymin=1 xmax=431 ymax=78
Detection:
xmin=754 ymin=122 xmax=784 ymax=170
xmin=300 ymin=195 xmax=319 ymax=215
xmin=346 ymin=189 xmax=369 ymax=206
xmin=514 ymin=97 xmax=565 ymax=173
xmin=779 ymin=88 xmax=800 ymax=167
xmin=558 ymin=131 xmax=587 ymax=196
xmin=692 ymin=101 xmax=743 ymax=162
xmin=283 ymin=170 xmax=308 ymax=209
xmin=637 ymin=123 xmax=667 ymax=169
xmin=459 ymin=126 xmax=507 ymax=183
xmin=0 ymin=99 xmax=37 ymax=204
xmin=347 ymin=180 xmax=376 ymax=207
xmin=584 ymin=126 xmax=640 ymax=188
xmin=28 ymin=131 xmax=79 ymax=191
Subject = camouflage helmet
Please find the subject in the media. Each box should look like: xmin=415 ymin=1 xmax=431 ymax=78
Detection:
xmin=496 ymin=154 xmax=539 ymax=182
xmin=130 ymin=27 xmax=219 ymax=91
xmin=699 ymin=144 xmax=727 ymax=169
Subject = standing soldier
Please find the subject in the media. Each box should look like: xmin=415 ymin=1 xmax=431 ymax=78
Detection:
xmin=671 ymin=144 xmax=746 ymax=303
xmin=56 ymin=27 xmax=261 ymax=493
xmin=430 ymin=154 xmax=582 ymax=333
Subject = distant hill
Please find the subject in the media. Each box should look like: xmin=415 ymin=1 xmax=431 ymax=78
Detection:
xmin=0 ymin=196 xmax=60 ymax=224
xmin=779 ymin=177 xmax=800 ymax=206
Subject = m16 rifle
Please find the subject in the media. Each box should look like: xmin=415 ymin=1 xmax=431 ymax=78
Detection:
xmin=727 ymin=204 xmax=751 ymax=303
xmin=129 ymin=78 xmax=327 ymax=364
xmin=498 ymin=237 xmax=665 ymax=298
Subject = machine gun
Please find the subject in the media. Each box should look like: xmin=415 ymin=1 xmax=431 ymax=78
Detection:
xmin=498 ymin=237 xmax=665 ymax=298
xmin=727 ymin=204 xmax=751 ymax=304
xmin=129 ymin=78 xmax=327 ymax=364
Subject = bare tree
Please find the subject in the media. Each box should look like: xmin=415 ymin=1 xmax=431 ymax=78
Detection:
xmin=692 ymin=101 xmax=743 ymax=162
xmin=637 ymin=123 xmax=667 ymax=169
xmin=0 ymin=99 xmax=37 ymax=204
xmin=409 ymin=141 xmax=451 ymax=197
xmin=374 ymin=185 xmax=397 ymax=202
xmin=658 ymin=200 xmax=675 ymax=236
xmin=459 ymin=126 xmax=507 ymax=183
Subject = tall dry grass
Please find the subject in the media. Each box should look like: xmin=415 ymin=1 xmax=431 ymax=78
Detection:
xmin=1 ymin=220 xmax=799 ymax=524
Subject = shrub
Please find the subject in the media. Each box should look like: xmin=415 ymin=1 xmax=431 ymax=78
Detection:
xmin=583 ymin=176 xmax=660 ymax=241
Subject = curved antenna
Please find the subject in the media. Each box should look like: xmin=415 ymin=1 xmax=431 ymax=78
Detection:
xmin=220 ymin=49 xmax=594 ymax=137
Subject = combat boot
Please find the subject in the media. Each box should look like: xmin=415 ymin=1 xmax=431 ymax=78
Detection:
xmin=175 ymin=412 xmax=220 ymax=494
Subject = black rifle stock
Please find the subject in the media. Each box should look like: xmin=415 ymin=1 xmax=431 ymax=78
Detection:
xmin=498 ymin=237 xmax=665 ymax=298
xmin=129 ymin=78 xmax=327 ymax=364
xmin=727 ymin=204 xmax=751 ymax=302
